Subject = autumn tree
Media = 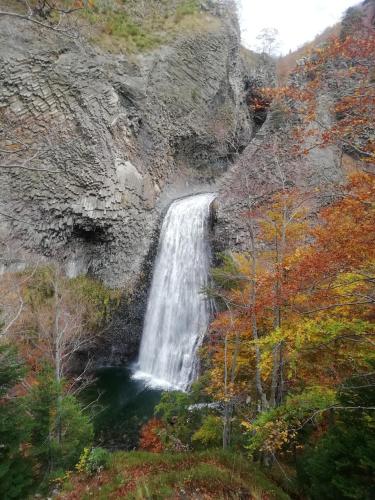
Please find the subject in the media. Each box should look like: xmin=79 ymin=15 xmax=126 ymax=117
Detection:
xmin=205 ymin=158 xmax=374 ymax=461
xmin=207 ymin=128 xmax=315 ymax=441
xmin=241 ymin=172 xmax=375 ymax=459
xmin=1 ymin=265 xmax=119 ymax=390
xmin=270 ymin=22 xmax=375 ymax=166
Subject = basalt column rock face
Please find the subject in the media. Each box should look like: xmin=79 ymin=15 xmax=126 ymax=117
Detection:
xmin=0 ymin=2 xmax=253 ymax=292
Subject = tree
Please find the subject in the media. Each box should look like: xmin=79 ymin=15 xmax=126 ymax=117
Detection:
xmin=1 ymin=265 xmax=120 ymax=394
xmin=299 ymin=373 xmax=375 ymax=499
xmin=206 ymin=129 xmax=317 ymax=449
xmin=270 ymin=24 xmax=375 ymax=166
xmin=205 ymin=165 xmax=374 ymax=459
xmin=0 ymin=345 xmax=35 ymax=500
xmin=27 ymin=365 xmax=93 ymax=479
xmin=256 ymin=28 xmax=281 ymax=56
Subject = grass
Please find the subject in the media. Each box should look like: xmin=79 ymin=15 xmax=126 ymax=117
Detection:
xmin=78 ymin=0 xmax=220 ymax=54
xmin=82 ymin=8 xmax=160 ymax=53
xmin=3 ymin=0 xmax=221 ymax=54
xmin=60 ymin=449 xmax=290 ymax=499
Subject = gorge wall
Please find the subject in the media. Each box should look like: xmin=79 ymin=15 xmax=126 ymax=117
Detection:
xmin=0 ymin=0 xmax=274 ymax=362
xmin=1 ymin=0 xmax=359 ymax=364
xmin=0 ymin=1 xmax=260 ymax=290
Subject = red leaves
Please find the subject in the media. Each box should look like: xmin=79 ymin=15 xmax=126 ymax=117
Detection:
xmin=139 ymin=418 xmax=165 ymax=453
xmin=272 ymin=29 xmax=375 ymax=165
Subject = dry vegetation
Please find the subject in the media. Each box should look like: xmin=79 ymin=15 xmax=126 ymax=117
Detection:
xmin=276 ymin=24 xmax=341 ymax=84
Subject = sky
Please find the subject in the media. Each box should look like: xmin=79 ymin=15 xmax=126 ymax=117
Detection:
xmin=238 ymin=0 xmax=359 ymax=54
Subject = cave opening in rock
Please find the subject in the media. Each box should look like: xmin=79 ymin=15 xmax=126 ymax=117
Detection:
xmin=72 ymin=224 xmax=108 ymax=244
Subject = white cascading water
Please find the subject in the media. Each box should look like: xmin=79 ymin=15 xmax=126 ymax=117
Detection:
xmin=133 ymin=193 xmax=216 ymax=391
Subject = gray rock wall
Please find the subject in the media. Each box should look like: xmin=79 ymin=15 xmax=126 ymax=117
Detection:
xmin=0 ymin=5 xmax=253 ymax=291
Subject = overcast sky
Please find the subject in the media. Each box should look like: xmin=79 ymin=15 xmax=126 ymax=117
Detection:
xmin=238 ymin=0 xmax=358 ymax=54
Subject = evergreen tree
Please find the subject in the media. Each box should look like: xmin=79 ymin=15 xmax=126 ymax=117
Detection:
xmin=299 ymin=373 xmax=375 ymax=499
xmin=28 ymin=365 xmax=93 ymax=480
xmin=0 ymin=345 xmax=34 ymax=500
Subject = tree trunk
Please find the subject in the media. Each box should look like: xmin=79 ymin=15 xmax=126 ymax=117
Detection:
xmin=222 ymin=402 xmax=233 ymax=449
xmin=249 ymin=229 xmax=269 ymax=411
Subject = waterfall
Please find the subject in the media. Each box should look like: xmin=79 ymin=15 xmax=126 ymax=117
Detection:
xmin=133 ymin=193 xmax=216 ymax=391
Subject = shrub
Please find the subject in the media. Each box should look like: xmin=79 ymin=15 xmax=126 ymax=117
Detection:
xmin=139 ymin=418 xmax=165 ymax=453
xmin=192 ymin=415 xmax=222 ymax=447
xmin=87 ymin=447 xmax=110 ymax=473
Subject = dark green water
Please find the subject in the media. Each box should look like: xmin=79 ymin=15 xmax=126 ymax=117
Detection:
xmin=83 ymin=366 xmax=162 ymax=450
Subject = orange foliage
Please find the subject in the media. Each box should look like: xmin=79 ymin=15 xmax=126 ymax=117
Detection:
xmin=139 ymin=418 xmax=165 ymax=453
xmin=206 ymin=171 xmax=374 ymax=403
xmin=286 ymin=172 xmax=375 ymax=312
xmin=272 ymin=28 xmax=375 ymax=164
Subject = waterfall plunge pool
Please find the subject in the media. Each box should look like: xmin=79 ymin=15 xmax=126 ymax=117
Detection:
xmin=82 ymin=366 xmax=162 ymax=450
xmin=83 ymin=193 xmax=216 ymax=448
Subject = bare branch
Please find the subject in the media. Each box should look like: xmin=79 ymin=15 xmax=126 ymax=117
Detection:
xmin=0 ymin=10 xmax=79 ymax=38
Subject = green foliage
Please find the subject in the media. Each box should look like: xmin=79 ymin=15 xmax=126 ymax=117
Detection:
xmin=76 ymin=446 xmax=110 ymax=475
xmin=299 ymin=375 xmax=375 ymax=499
xmin=155 ymin=391 xmax=193 ymax=445
xmin=23 ymin=265 xmax=55 ymax=308
xmin=23 ymin=265 xmax=120 ymax=331
xmin=192 ymin=415 xmax=222 ymax=447
xmin=244 ymin=387 xmax=336 ymax=456
xmin=211 ymin=252 xmax=243 ymax=291
xmin=0 ymin=345 xmax=34 ymax=500
xmin=155 ymin=390 xmax=191 ymax=422
xmin=27 ymin=366 xmax=93 ymax=476
xmin=0 ymin=344 xmax=25 ymax=397
xmin=103 ymin=12 xmax=160 ymax=51
xmin=68 ymin=275 xmax=121 ymax=329
xmin=85 ymin=447 xmax=111 ymax=474
xmin=155 ymin=389 xmax=210 ymax=448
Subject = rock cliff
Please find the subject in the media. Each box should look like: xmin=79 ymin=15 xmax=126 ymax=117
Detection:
xmin=0 ymin=1 xmax=254 ymax=292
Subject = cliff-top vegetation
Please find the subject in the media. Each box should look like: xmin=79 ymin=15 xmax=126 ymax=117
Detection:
xmin=1 ymin=0 xmax=223 ymax=53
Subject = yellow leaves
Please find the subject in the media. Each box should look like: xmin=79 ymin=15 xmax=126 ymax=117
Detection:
xmin=241 ymin=420 xmax=253 ymax=431
xmin=257 ymin=420 xmax=291 ymax=454
xmin=232 ymin=252 xmax=253 ymax=277
xmin=75 ymin=447 xmax=90 ymax=474
xmin=207 ymin=172 xmax=374 ymax=429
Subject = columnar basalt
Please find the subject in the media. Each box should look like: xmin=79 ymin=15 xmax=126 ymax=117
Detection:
xmin=0 ymin=4 xmax=254 ymax=290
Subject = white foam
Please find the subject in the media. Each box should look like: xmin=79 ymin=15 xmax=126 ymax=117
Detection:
xmin=135 ymin=194 xmax=215 ymax=391
xmin=132 ymin=370 xmax=182 ymax=391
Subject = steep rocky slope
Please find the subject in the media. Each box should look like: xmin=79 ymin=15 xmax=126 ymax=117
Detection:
xmin=0 ymin=1 xmax=255 ymax=292
xmin=213 ymin=0 xmax=375 ymax=253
